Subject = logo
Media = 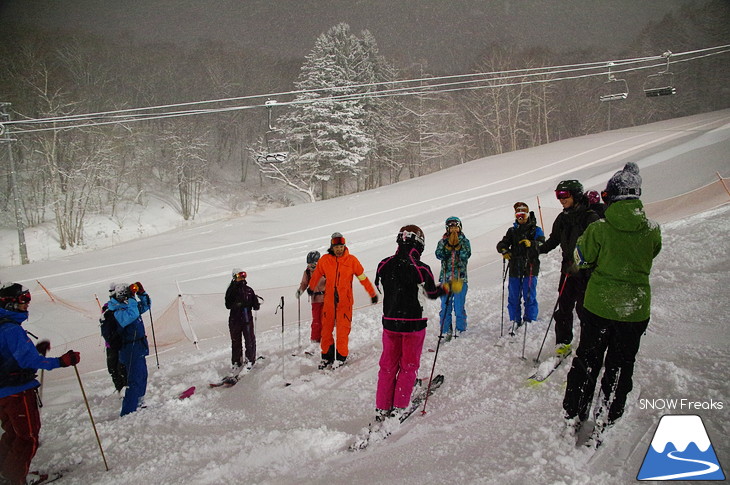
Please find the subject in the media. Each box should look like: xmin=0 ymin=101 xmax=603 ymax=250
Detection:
xmin=637 ymin=415 xmax=725 ymax=481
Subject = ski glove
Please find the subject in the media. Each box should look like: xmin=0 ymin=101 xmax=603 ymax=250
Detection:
xmin=130 ymin=281 xmax=145 ymax=294
xmin=59 ymin=350 xmax=81 ymax=367
xmin=519 ymin=239 xmax=532 ymax=247
xmin=371 ymin=295 xmax=379 ymax=304
xmin=449 ymin=278 xmax=464 ymax=294
xmin=447 ymin=232 xmax=460 ymax=247
xmin=295 ymin=289 xmax=302 ymax=299
xmin=502 ymin=252 xmax=511 ymax=260
xmin=36 ymin=340 xmax=51 ymax=356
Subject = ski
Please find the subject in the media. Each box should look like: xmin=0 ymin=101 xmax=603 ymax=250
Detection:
xmin=209 ymin=375 xmax=240 ymax=388
xmin=178 ymin=386 xmax=196 ymax=399
xmin=527 ymin=351 xmax=571 ymax=384
xmin=209 ymin=356 xmax=264 ymax=388
xmin=27 ymin=470 xmax=65 ymax=484
xmin=349 ymin=374 xmax=445 ymax=451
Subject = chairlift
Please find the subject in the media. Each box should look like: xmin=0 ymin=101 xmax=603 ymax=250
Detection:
xmin=644 ymin=51 xmax=677 ymax=97
xmin=256 ymin=152 xmax=288 ymax=164
xmin=258 ymin=99 xmax=289 ymax=163
xmin=599 ymin=63 xmax=628 ymax=102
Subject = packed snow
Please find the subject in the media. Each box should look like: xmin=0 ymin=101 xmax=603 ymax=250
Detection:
xmin=1 ymin=110 xmax=729 ymax=484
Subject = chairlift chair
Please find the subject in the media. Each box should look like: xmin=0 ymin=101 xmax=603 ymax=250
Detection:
xmin=644 ymin=51 xmax=676 ymax=97
xmin=599 ymin=63 xmax=628 ymax=102
xmin=256 ymin=99 xmax=289 ymax=163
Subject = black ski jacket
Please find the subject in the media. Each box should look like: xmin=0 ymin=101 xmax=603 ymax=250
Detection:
xmin=540 ymin=200 xmax=600 ymax=272
xmin=496 ymin=212 xmax=545 ymax=278
xmin=375 ymin=245 xmax=446 ymax=333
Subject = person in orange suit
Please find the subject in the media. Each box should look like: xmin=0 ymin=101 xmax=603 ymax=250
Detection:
xmin=309 ymin=232 xmax=378 ymax=369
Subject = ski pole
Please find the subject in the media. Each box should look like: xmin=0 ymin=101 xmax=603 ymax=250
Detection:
xmin=536 ymin=195 xmax=544 ymax=231
xmin=500 ymin=259 xmax=508 ymax=338
xmin=521 ymin=264 xmax=534 ymax=361
xmin=422 ymin=291 xmax=452 ymax=415
xmin=297 ymin=294 xmax=301 ymax=351
xmin=276 ymin=296 xmax=290 ymax=386
xmin=74 ymin=365 xmax=109 ymax=471
xmin=534 ymin=273 xmax=569 ymax=363
xmin=147 ymin=310 xmax=160 ymax=369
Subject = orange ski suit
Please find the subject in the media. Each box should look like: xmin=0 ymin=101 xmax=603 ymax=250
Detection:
xmin=309 ymin=247 xmax=376 ymax=359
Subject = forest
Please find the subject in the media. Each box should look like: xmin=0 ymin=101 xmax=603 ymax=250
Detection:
xmin=0 ymin=0 xmax=728 ymax=255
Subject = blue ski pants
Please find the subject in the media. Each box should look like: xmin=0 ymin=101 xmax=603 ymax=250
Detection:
xmin=507 ymin=276 xmax=538 ymax=323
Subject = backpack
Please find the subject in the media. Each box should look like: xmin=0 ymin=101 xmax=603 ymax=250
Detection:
xmin=100 ymin=309 xmax=123 ymax=351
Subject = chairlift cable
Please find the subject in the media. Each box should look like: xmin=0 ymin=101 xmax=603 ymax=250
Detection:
xmin=4 ymin=45 xmax=729 ymax=134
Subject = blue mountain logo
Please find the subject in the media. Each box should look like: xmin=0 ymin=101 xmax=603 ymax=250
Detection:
xmin=637 ymin=414 xmax=725 ymax=481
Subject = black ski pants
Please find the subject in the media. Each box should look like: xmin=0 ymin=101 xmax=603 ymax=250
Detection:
xmin=563 ymin=309 xmax=649 ymax=424
xmin=229 ymin=309 xmax=256 ymax=366
xmin=553 ymin=271 xmax=588 ymax=346
xmin=106 ymin=347 xmax=128 ymax=392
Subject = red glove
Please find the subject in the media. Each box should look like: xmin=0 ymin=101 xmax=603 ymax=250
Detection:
xmin=36 ymin=340 xmax=51 ymax=356
xmin=59 ymin=350 xmax=80 ymax=367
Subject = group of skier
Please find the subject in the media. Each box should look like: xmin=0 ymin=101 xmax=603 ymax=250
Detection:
xmin=0 ymin=162 xmax=662 ymax=483
xmin=496 ymin=163 xmax=661 ymax=447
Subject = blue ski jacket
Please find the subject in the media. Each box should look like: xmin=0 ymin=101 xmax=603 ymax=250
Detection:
xmin=0 ymin=308 xmax=63 ymax=399
xmin=107 ymin=294 xmax=151 ymax=364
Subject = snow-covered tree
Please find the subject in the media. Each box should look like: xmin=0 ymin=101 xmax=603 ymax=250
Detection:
xmin=265 ymin=23 xmax=391 ymax=200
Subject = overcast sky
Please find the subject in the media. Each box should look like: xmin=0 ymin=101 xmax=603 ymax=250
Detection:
xmin=0 ymin=0 xmax=715 ymax=71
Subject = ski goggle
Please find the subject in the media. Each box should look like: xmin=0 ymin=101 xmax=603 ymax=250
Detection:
xmin=555 ymin=190 xmax=573 ymax=200
xmin=16 ymin=292 xmax=31 ymax=304
xmin=331 ymin=236 xmax=346 ymax=246
xmin=399 ymin=229 xmax=425 ymax=247
xmin=128 ymin=283 xmax=140 ymax=294
xmin=515 ymin=211 xmax=528 ymax=219
xmin=234 ymin=271 xmax=247 ymax=279
xmin=446 ymin=221 xmax=460 ymax=228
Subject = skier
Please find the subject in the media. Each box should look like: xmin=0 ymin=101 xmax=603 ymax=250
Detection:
xmin=373 ymin=225 xmax=451 ymax=422
xmin=295 ymin=251 xmax=325 ymax=344
xmin=308 ymin=232 xmax=378 ymax=369
xmin=435 ymin=216 xmax=470 ymax=338
xmin=538 ymin=181 xmax=599 ymax=356
xmin=0 ymin=283 xmax=80 ymax=485
xmin=107 ymin=282 xmax=151 ymax=416
xmin=225 ymin=269 xmax=261 ymax=372
xmin=562 ymin=162 xmax=661 ymax=447
xmin=496 ymin=202 xmax=545 ymax=331
xmin=100 ymin=282 xmax=127 ymax=393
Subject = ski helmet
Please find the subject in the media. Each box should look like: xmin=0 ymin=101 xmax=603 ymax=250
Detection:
xmin=585 ymin=190 xmax=601 ymax=205
xmin=330 ymin=232 xmax=346 ymax=247
xmin=396 ymin=224 xmax=425 ymax=253
xmin=555 ymin=180 xmax=584 ymax=200
xmin=513 ymin=202 xmax=529 ymax=213
xmin=113 ymin=283 xmax=131 ymax=302
xmin=0 ymin=283 xmax=31 ymax=311
xmin=445 ymin=216 xmax=462 ymax=231
xmin=232 ymin=268 xmax=246 ymax=280
xmin=306 ymin=251 xmax=321 ymax=265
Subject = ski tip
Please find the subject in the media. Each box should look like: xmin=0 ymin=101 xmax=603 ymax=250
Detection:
xmin=526 ymin=378 xmax=543 ymax=387
xmin=178 ymin=386 xmax=196 ymax=399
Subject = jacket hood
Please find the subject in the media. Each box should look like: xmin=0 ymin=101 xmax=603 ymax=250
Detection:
xmin=605 ymin=199 xmax=651 ymax=232
xmin=0 ymin=306 xmax=28 ymax=325
xmin=107 ymin=297 xmax=128 ymax=311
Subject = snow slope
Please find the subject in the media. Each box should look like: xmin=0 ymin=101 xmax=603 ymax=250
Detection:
xmin=1 ymin=110 xmax=729 ymax=484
